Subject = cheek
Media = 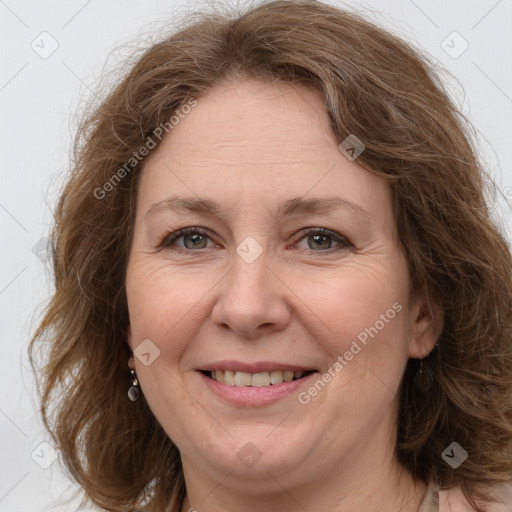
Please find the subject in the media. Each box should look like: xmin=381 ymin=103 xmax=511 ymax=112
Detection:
xmin=292 ymin=257 xmax=409 ymax=339
xmin=125 ymin=262 xmax=206 ymax=437
xmin=295 ymin=257 xmax=411 ymax=389
xmin=125 ymin=277 xmax=184 ymax=380
xmin=126 ymin=258 xmax=214 ymax=346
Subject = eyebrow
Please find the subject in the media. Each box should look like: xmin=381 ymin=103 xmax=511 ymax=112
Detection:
xmin=145 ymin=195 xmax=371 ymax=221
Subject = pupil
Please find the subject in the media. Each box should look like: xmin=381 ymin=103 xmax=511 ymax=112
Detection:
xmin=185 ymin=233 xmax=206 ymax=249
xmin=309 ymin=234 xmax=331 ymax=250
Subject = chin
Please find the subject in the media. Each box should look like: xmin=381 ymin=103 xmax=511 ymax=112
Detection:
xmin=181 ymin=425 xmax=317 ymax=484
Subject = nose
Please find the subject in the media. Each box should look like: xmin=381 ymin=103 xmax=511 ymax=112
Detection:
xmin=211 ymin=249 xmax=291 ymax=339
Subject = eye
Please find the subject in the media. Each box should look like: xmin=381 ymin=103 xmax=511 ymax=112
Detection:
xmin=159 ymin=227 xmax=217 ymax=251
xmin=293 ymin=228 xmax=351 ymax=252
xmin=157 ymin=226 xmax=351 ymax=253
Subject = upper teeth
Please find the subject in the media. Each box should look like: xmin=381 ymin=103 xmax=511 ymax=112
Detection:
xmin=211 ymin=370 xmax=304 ymax=387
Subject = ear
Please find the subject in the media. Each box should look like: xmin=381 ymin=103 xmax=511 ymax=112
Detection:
xmin=407 ymin=289 xmax=444 ymax=358
xmin=126 ymin=324 xmax=136 ymax=370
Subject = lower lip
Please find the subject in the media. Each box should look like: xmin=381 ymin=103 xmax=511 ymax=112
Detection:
xmin=198 ymin=371 xmax=318 ymax=406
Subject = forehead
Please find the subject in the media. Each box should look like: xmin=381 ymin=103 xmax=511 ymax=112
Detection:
xmin=138 ymin=79 xmax=392 ymax=221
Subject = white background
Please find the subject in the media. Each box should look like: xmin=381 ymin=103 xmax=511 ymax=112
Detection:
xmin=1 ymin=0 xmax=511 ymax=510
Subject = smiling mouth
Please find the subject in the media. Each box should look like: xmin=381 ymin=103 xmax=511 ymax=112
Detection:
xmin=200 ymin=369 xmax=317 ymax=387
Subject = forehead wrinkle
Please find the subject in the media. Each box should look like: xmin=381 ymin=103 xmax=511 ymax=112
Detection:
xmin=144 ymin=194 xmax=372 ymax=225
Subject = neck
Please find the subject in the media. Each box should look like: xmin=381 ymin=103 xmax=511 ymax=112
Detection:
xmin=179 ymin=424 xmax=428 ymax=512
xmin=180 ymin=465 xmax=427 ymax=512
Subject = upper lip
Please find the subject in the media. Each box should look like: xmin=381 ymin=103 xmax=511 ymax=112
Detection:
xmin=197 ymin=360 xmax=316 ymax=373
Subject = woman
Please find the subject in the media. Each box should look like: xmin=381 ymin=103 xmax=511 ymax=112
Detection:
xmin=30 ymin=1 xmax=512 ymax=511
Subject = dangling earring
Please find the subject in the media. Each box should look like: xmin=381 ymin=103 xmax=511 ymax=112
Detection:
xmin=128 ymin=370 xmax=140 ymax=401
xmin=414 ymin=358 xmax=433 ymax=392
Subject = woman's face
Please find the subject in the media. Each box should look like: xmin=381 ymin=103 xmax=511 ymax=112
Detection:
xmin=126 ymin=79 xmax=439 ymax=492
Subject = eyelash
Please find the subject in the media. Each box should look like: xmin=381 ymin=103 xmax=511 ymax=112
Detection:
xmin=157 ymin=227 xmax=352 ymax=253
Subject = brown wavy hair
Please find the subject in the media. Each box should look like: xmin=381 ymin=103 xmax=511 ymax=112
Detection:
xmin=30 ymin=1 xmax=512 ymax=510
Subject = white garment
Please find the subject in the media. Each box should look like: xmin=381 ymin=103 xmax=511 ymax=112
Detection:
xmin=419 ymin=481 xmax=512 ymax=512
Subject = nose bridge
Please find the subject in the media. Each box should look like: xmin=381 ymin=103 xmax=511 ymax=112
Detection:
xmin=229 ymin=245 xmax=269 ymax=300
xmin=212 ymin=241 xmax=290 ymax=336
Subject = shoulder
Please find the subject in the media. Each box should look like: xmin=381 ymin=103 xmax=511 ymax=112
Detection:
xmin=440 ymin=483 xmax=512 ymax=512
